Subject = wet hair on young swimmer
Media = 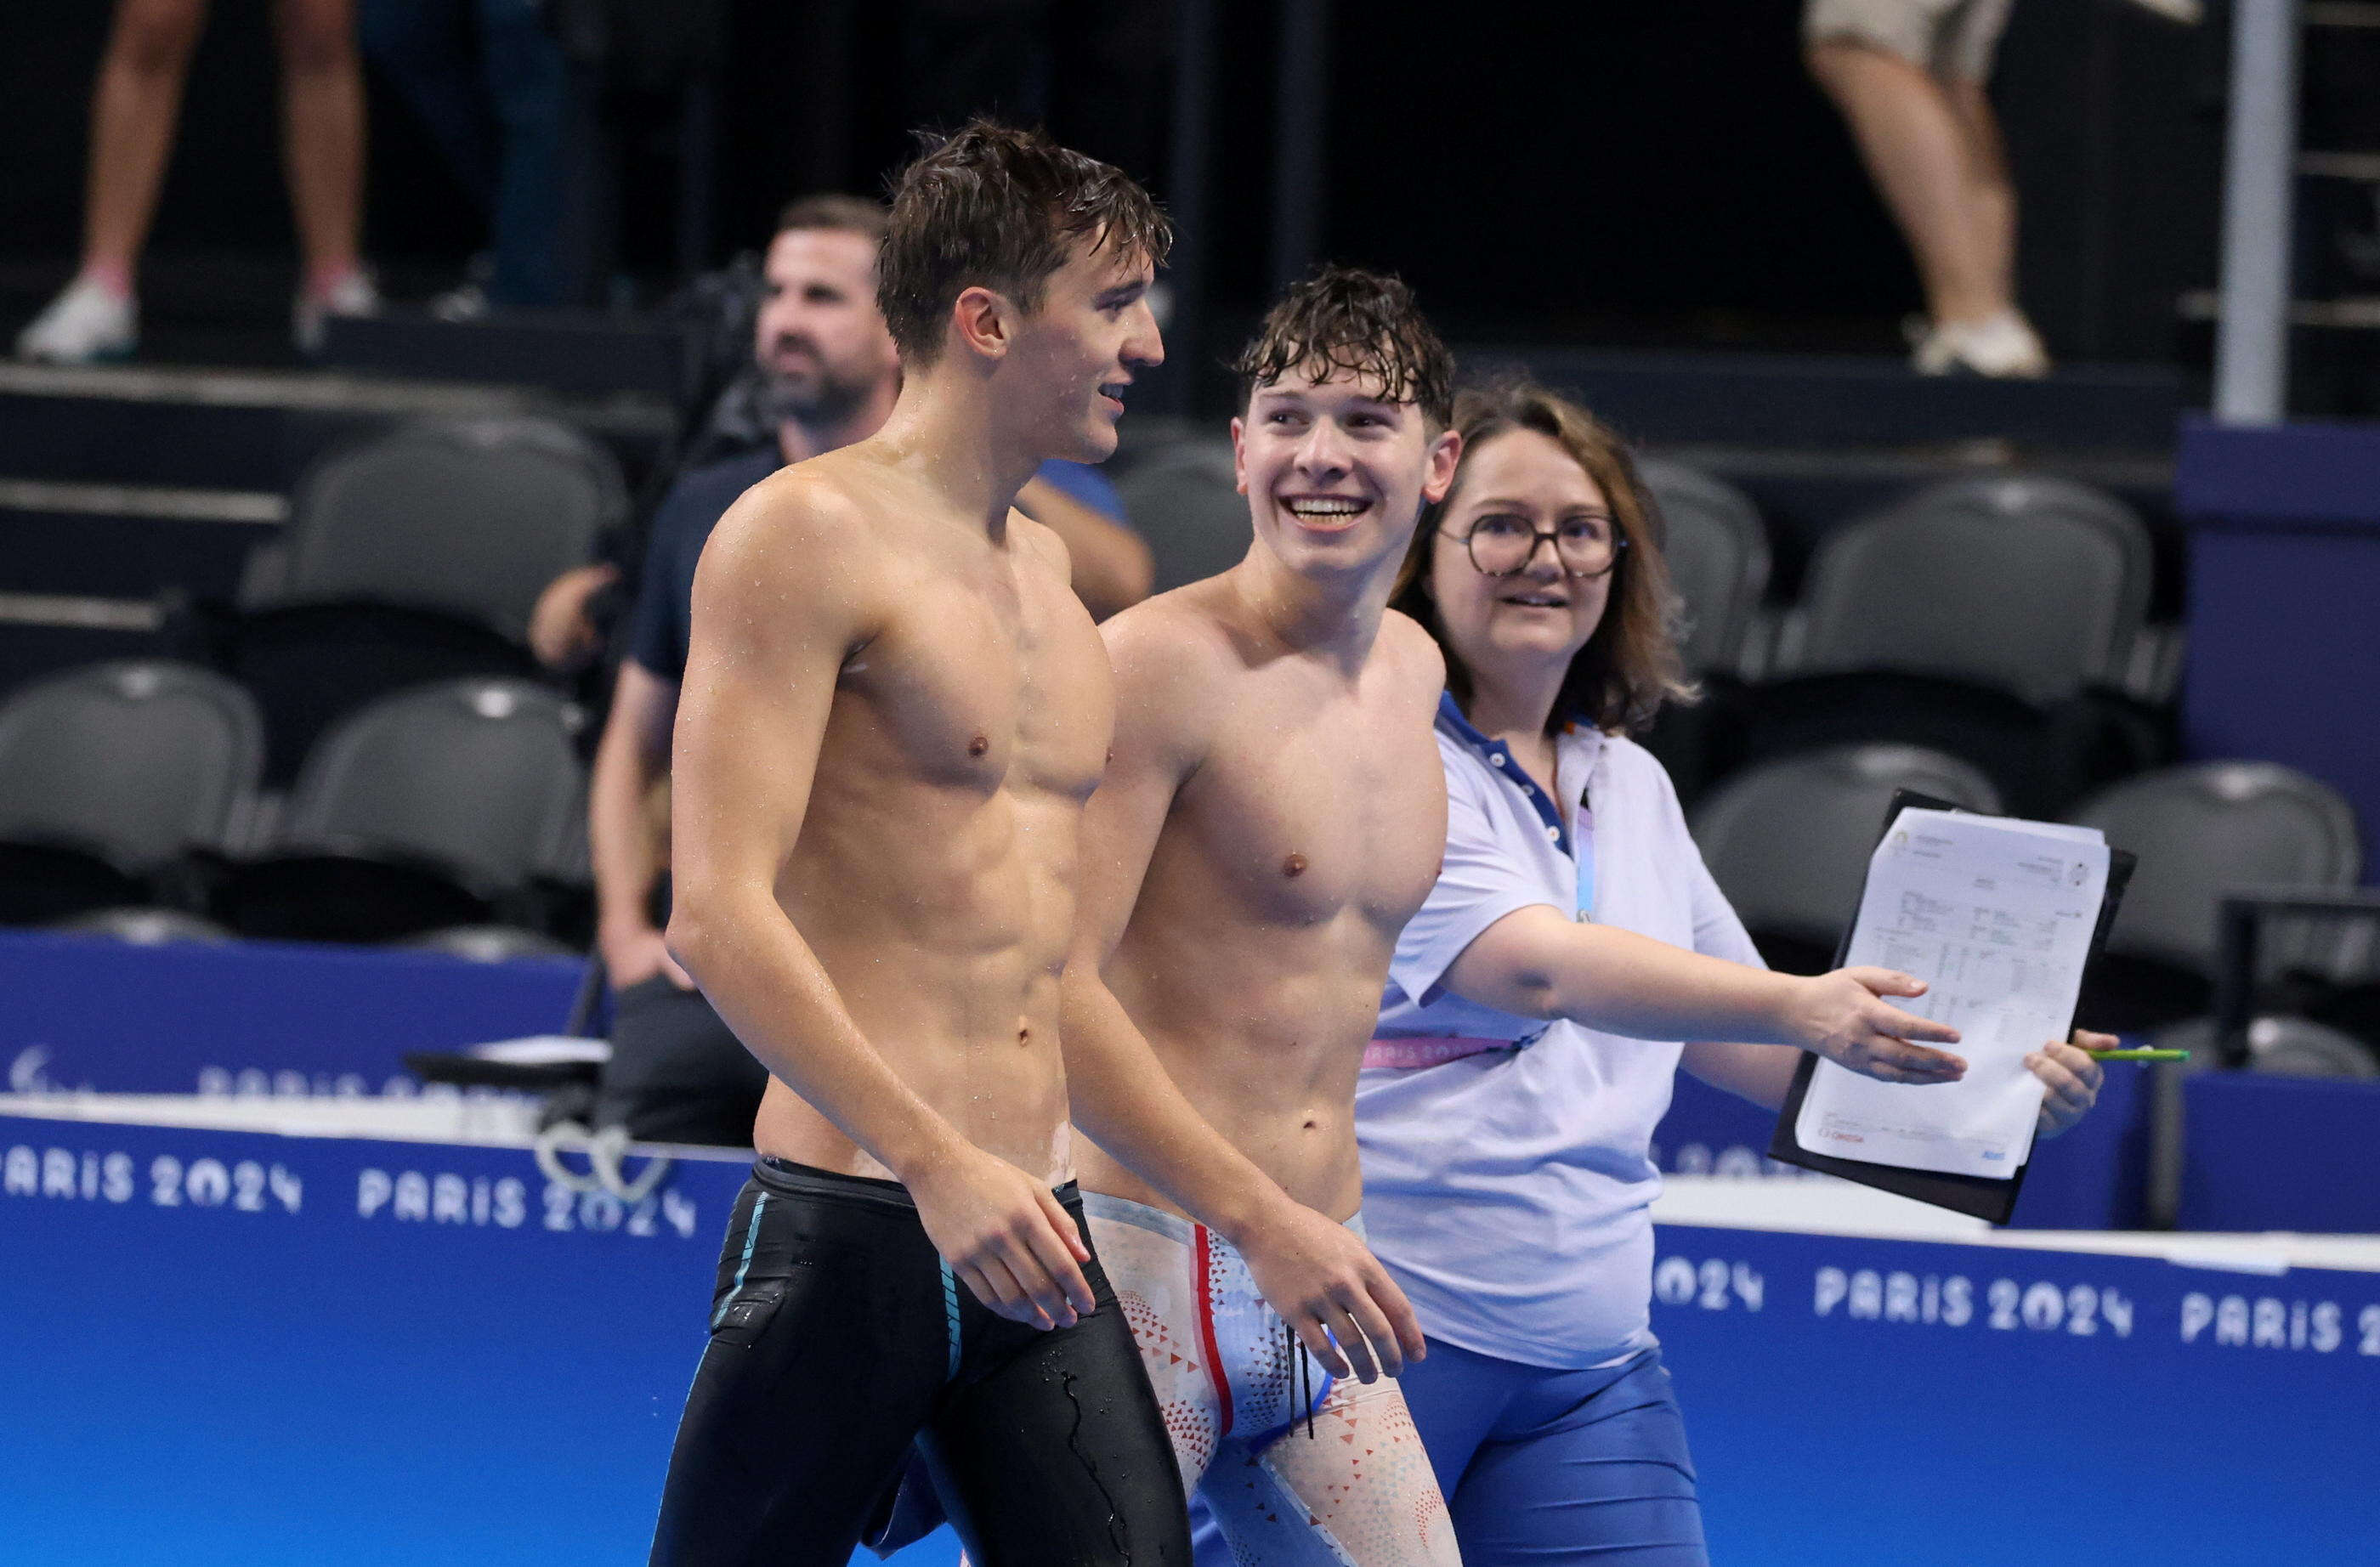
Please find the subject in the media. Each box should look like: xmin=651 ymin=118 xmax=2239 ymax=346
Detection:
xmin=774 ymin=192 xmax=890 ymax=244
xmin=1232 ymin=264 xmax=1456 ymax=431
xmin=877 ymin=119 xmax=1171 ymax=366
xmin=1390 ymin=378 xmax=1697 ymax=737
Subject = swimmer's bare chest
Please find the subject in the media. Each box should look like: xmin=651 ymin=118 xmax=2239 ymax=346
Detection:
xmin=757 ymin=523 xmax=1114 ymax=1180
xmin=1089 ymin=641 xmax=1444 ymax=1216
xmin=1129 ymin=647 xmax=1447 ymax=1050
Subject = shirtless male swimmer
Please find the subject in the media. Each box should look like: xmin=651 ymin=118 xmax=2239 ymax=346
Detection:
xmin=645 ymin=122 xmax=1189 ymax=1567
xmin=1058 ymin=268 xmax=1467 ymax=1566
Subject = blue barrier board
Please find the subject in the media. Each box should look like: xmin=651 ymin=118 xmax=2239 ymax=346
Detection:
xmin=0 ymin=931 xmax=581 ymax=1098
xmin=1648 ymin=1224 xmax=2380 ymax=1565
xmin=8 ymin=1108 xmax=2375 ymax=1566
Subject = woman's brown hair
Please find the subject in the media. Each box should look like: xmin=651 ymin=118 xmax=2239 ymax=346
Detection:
xmin=1390 ymin=380 xmax=1696 ymax=735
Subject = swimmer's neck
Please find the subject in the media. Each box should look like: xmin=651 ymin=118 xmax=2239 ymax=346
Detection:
xmin=867 ymin=366 xmax=1059 ymax=529
xmin=774 ymin=378 xmax=898 ymax=467
xmin=1221 ymin=540 xmax=1397 ymax=675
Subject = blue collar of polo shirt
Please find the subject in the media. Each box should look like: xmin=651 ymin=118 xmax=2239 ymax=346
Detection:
xmin=1436 ymin=690 xmax=1572 ymax=857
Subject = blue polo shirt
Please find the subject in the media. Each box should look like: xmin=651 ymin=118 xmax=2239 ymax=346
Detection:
xmin=1357 ymin=694 xmax=1765 ymax=1369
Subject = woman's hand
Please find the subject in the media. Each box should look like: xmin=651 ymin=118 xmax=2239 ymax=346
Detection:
xmin=2031 ymin=1031 xmax=2112 ymax=1139
xmin=1782 ymin=968 xmax=1969 ymax=1083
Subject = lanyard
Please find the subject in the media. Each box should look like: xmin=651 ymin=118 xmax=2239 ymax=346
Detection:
xmin=1573 ymin=783 xmax=1596 ymax=922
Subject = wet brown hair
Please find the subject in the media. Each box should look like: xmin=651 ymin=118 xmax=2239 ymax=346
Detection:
xmin=1390 ymin=380 xmax=1696 ymax=735
xmin=1232 ymin=265 xmax=1455 ymax=430
xmin=774 ymin=193 xmax=889 ymax=243
xmin=877 ymin=120 xmax=1171 ymax=365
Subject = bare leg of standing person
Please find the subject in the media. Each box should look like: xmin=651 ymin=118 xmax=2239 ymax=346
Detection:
xmin=14 ymin=0 xmax=207 ymax=362
xmin=278 ymin=0 xmax=378 ymax=349
xmin=1805 ymin=41 xmax=2000 ymax=330
xmin=1805 ymin=32 xmax=2045 ymax=376
xmin=1942 ymin=76 xmax=2017 ymax=318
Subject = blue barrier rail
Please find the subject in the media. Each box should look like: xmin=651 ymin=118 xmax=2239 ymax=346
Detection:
xmin=5 ymin=1105 xmax=2372 ymax=1567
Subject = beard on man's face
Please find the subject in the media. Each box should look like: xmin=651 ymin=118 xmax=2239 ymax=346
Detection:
xmin=757 ymin=334 xmax=875 ymax=427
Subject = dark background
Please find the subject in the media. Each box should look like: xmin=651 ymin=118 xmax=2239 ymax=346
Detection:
xmin=0 ymin=0 xmax=2224 ymax=364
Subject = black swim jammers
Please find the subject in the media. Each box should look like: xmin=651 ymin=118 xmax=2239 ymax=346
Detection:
xmin=648 ymin=1156 xmax=1192 ymax=1567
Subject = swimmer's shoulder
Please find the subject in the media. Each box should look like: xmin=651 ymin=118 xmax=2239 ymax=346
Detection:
xmin=1096 ymin=584 xmax=1238 ymax=750
xmin=1098 ymin=580 xmax=1238 ymax=682
xmin=692 ymin=464 xmax=889 ymax=629
xmin=706 ymin=460 xmax=877 ymax=563
xmin=1003 ymin=505 xmax=1076 ymax=589
xmin=1377 ymin=608 xmax=1448 ymax=688
xmin=1375 ymin=609 xmax=1449 ymax=716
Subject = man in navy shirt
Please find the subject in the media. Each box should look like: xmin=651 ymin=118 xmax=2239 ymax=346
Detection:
xmin=589 ymin=193 xmax=1149 ymax=1142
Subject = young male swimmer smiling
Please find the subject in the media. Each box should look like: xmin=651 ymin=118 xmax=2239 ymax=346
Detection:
xmin=1057 ymin=266 xmax=1465 ymax=1566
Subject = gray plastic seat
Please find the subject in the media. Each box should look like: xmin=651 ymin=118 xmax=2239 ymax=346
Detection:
xmin=54 ymin=908 xmax=236 ymax=946
xmin=1780 ymin=474 xmax=2153 ymax=705
xmin=1638 ymin=457 xmax=1771 ymax=676
xmin=2068 ymin=761 xmax=2362 ymax=978
xmin=403 ymin=925 xmax=580 ymax=963
xmin=0 ymin=660 xmax=260 ymax=870
xmin=245 ymin=417 xmax=626 ymax=645
xmin=1113 ymin=438 xmax=1250 ymax=593
xmin=274 ymin=679 xmax=588 ymax=894
xmin=2155 ymin=1015 xmax=2379 ymax=1080
xmin=1690 ymin=744 xmax=2004 ymax=961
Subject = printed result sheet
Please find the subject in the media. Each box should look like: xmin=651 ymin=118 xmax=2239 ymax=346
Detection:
xmin=1794 ymin=807 xmax=2110 ymax=1179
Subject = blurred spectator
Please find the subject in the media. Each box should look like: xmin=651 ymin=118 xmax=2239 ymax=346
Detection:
xmin=1803 ymin=0 xmax=2047 ymax=377
xmin=15 ymin=0 xmax=379 ymax=364
xmin=580 ymin=193 xmax=1150 ymax=1143
xmin=359 ymin=0 xmax=566 ymax=314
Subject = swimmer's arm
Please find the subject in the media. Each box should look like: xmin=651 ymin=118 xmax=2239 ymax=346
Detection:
xmin=1441 ymin=912 xmax=1969 ymax=1084
xmin=1015 ymin=475 xmax=1153 ymax=621
xmin=1058 ymin=612 xmax=1424 ymax=1381
xmin=668 ymin=481 xmax=1095 ymax=1327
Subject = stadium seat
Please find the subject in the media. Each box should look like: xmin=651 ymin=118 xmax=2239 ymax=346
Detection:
xmin=242 ymin=417 xmax=626 ymax=643
xmin=54 ymin=908 xmax=236 ymax=945
xmin=1632 ymin=459 xmax=1774 ymax=806
xmin=2151 ymin=1015 xmax=2380 ymax=1081
xmin=210 ymin=417 xmax=624 ymax=781
xmin=1637 ymin=456 xmax=1771 ymax=678
xmin=2068 ymin=762 xmax=2363 ymax=1034
xmin=212 ymin=680 xmax=589 ymax=943
xmin=0 ymin=661 xmax=262 ymax=924
xmin=1114 ymin=438 xmax=1250 ymax=593
xmin=1775 ymin=474 xmax=2153 ymax=704
xmin=1735 ymin=475 xmax=2170 ymax=817
xmin=1688 ymin=744 xmax=2003 ymax=974
xmin=402 ymin=925 xmax=581 ymax=963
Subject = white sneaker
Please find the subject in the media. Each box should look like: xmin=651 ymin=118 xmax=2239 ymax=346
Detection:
xmin=293 ymin=269 xmax=381 ymax=356
xmin=1912 ymin=310 xmax=2052 ymax=378
xmin=15 ymin=276 xmax=137 ymax=364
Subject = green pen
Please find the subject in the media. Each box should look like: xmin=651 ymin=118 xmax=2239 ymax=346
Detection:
xmin=2085 ymin=1047 xmax=2191 ymax=1062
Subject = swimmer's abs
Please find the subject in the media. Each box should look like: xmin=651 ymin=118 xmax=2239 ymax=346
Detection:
xmin=752 ymin=1045 xmax=1075 ymax=1186
xmin=1076 ymin=1094 xmax=1363 ymax=1226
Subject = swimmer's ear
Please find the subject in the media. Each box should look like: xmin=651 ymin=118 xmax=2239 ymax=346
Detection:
xmin=1420 ymin=427 xmax=1464 ymax=506
xmin=950 ymin=285 xmax=1014 ymax=361
xmin=1229 ymin=416 xmax=1250 ymax=495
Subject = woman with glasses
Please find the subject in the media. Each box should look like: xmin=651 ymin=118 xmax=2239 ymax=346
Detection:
xmin=1353 ymin=381 xmax=2110 ymax=1564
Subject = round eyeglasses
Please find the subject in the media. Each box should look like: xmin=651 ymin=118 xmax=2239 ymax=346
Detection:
xmin=1448 ymin=515 xmax=1627 ymax=579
